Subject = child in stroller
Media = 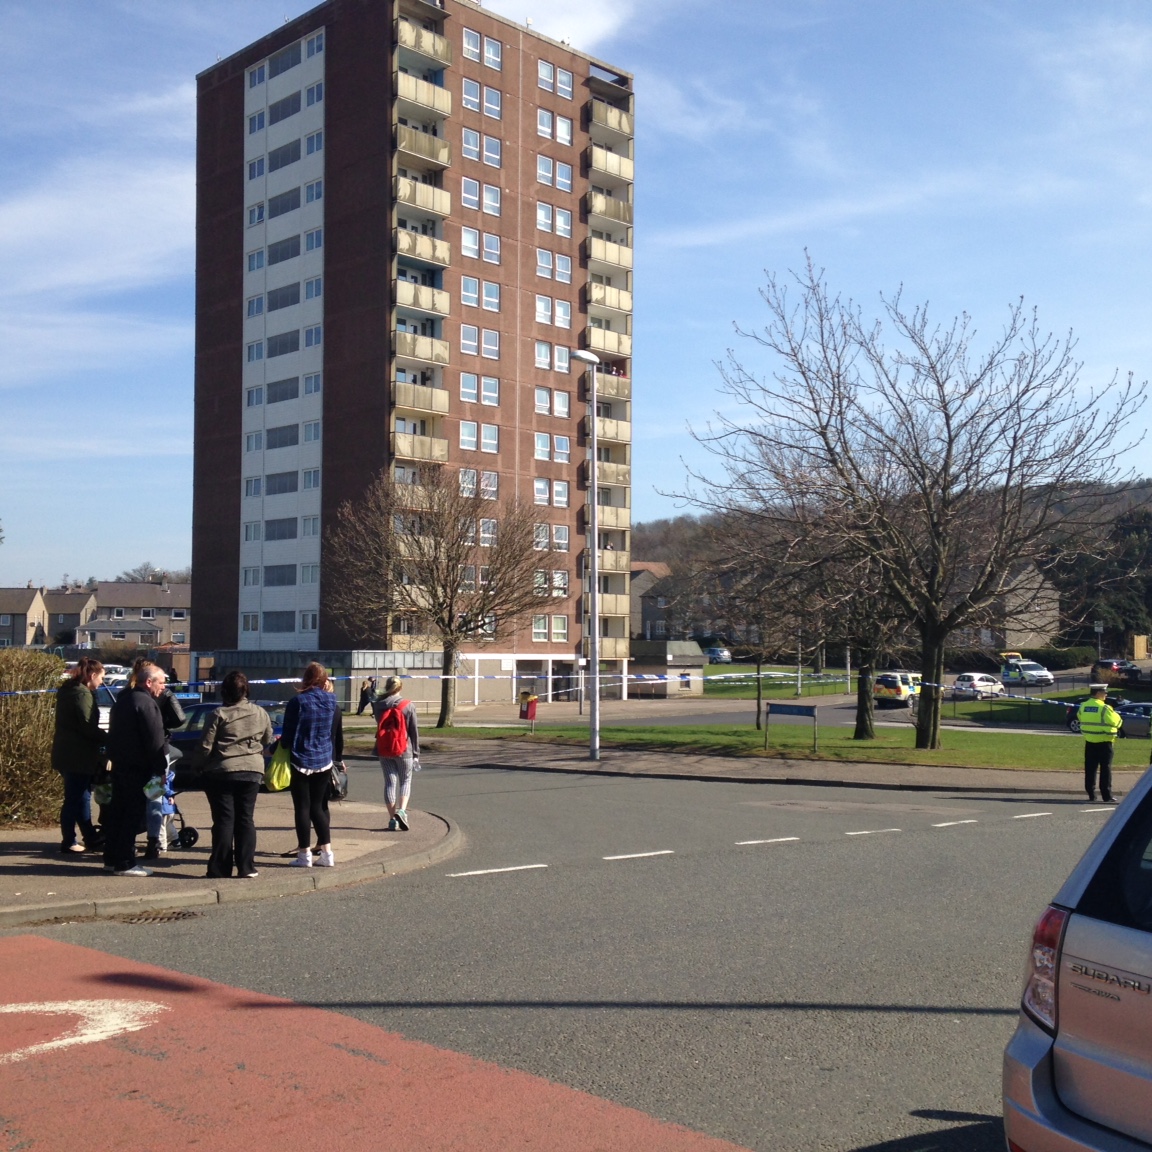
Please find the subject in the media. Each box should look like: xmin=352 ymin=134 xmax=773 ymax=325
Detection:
xmin=144 ymin=756 xmax=198 ymax=858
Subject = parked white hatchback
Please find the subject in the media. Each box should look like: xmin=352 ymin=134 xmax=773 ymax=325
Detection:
xmin=1003 ymin=774 xmax=1152 ymax=1149
xmin=951 ymin=673 xmax=1005 ymax=700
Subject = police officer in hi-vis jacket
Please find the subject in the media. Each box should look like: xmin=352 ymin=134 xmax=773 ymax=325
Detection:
xmin=1076 ymin=684 xmax=1123 ymax=803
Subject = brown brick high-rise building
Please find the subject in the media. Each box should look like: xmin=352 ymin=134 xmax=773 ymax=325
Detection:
xmin=192 ymin=0 xmax=633 ymax=700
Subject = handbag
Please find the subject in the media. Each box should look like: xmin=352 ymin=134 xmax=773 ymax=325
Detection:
xmin=329 ymin=762 xmax=348 ymax=801
xmin=265 ymin=742 xmax=292 ymax=792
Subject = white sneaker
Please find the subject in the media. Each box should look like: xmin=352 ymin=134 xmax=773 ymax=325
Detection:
xmin=289 ymin=848 xmax=313 ymax=868
xmin=316 ymin=848 xmax=335 ymax=868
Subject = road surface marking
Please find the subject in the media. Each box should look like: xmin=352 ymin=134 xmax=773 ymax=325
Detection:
xmin=603 ymin=850 xmax=675 ymax=860
xmin=0 ymin=999 xmax=168 ymax=1065
xmin=845 ymin=828 xmax=902 ymax=836
xmin=932 ymin=820 xmax=978 ymax=828
xmin=1082 ymin=807 xmax=1116 ymax=814
xmin=447 ymin=864 xmax=549 ymax=877
xmin=1013 ymin=812 xmax=1052 ymax=819
xmin=736 ymin=837 xmax=800 ymax=845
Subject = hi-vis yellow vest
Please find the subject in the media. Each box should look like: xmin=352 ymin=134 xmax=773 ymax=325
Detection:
xmin=1077 ymin=699 xmax=1122 ymax=743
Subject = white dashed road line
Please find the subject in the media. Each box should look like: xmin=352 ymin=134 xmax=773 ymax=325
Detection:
xmin=1082 ymin=807 xmax=1116 ymax=814
xmin=603 ymin=850 xmax=675 ymax=861
xmin=1013 ymin=812 xmax=1052 ymax=820
xmin=736 ymin=837 xmax=801 ymax=846
xmin=845 ymin=828 xmax=902 ymax=836
xmin=448 ymin=864 xmax=549 ymax=877
xmin=932 ymin=820 xmax=978 ymax=828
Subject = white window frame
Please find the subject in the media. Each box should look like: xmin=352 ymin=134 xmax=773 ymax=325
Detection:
xmin=460 ymin=420 xmax=478 ymax=451
xmin=460 ymin=324 xmax=479 ymax=355
xmin=481 ymin=329 xmax=499 ymax=359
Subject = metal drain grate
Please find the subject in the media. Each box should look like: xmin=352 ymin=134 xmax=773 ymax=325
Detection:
xmin=117 ymin=909 xmax=202 ymax=925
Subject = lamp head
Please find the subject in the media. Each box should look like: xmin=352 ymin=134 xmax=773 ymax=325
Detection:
xmin=571 ymin=350 xmax=600 ymax=366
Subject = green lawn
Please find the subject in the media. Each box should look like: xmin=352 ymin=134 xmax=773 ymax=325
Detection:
xmin=946 ymin=687 xmax=1152 ymax=727
xmin=413 ymin=722 xmax=1152 ymax=771
xmin=703 ymin=664 xmax=851 ymax=699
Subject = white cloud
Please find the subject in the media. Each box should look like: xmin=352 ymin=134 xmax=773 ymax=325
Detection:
xmin=482 ymin=0 xmax=638 ymax=51
xmin=0 ymin=309 xmax=191 ymax=388
xmin=0 ymin=157 xmax=195 ymax=301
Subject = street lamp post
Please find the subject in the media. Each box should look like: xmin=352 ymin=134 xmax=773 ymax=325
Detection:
xmin=572 ymin=348 xmax=601 ymax=761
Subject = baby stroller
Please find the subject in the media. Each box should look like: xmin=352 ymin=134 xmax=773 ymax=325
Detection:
xmin=145 ymin=761 xmax=199 ymax=855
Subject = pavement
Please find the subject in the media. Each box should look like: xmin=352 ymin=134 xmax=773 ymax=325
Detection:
xmin=0 ymin=785 xmax=462 ymax=930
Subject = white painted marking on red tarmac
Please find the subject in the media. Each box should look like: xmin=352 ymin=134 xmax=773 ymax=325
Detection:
xmin=845 ymin=828 xmax=901 ymax=836
xmin=1013 ymin=812 xmax=1052 ymax=819
xmin=736 ymin=837 xmax=800 ymax=846
xmin=603 ymin=850 xmax=675 ymax=860
xmin=0 ymin=999 xmax=168 ymax=1064
xmin=448 ymin=864 xmax=549 ymax=877
xmin=932 ymin=820 xmax=978 ymax=828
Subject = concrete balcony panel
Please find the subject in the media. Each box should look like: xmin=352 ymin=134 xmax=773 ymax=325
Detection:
xmin=391 ymin=431 xmax=449 ymax=462
xmin=597 ymin=549 xmax=631 ymax=573
xmin=393 ymin=331 xmax=450 ymax=365
xmin=588 ymin=592 xmax=631 ymax=617
xmin=585 ymin=190 xmax=634 ymax=227
xmin=396 ymin=19 xmax=453 ymax=66
xmin=598 ymin=636 xmax=630 ymax=659
xmin=586 ymin=327 xmax=632 ymax=357
xmin=585 ymin=236 xmax=633 ymax=270
xmin=395 ymin=228 xmax=451 ymax=267
xmin=590 ymin=372 xmax=631 ymax=400
xmin=594 ymin=504 xmax=631 ymax=530
xmin=396 ymin=124 xmax=451 ymax=168
xmin=586 ymin=282 xmax=633 ymax=313
xmin=585 ymin=415 xmax=632 ymax=443
xmin=588 ymin=144 xmax=634 ymax=183
xmin=396 ymin=71 xmax=452 ymax=117
xmin=582 ymin=460 xmax=631 ymax=486
xmin=392 ymin=380 xmax=450 ymax=414
xmin=396 ymin=280 xmax=450 ymax=316
xmin=394 ymin=176 xmax=451 ymax=217
xmin=591 ymin=99 xmax=634 ymax=139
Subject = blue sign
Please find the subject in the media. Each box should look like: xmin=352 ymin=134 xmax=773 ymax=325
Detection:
xmin=767 ymin=703 xmax=817 ymax=718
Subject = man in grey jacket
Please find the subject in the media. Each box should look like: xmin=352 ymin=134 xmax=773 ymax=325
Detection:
xmin=104 ymin=664 xmax=171 ymax=876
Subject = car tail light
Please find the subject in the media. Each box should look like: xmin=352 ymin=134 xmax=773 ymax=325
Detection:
xmin=1021 ymin=904 xmax=1069 ymax=1034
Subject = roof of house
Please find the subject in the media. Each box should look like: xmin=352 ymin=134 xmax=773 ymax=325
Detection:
xmin=0 ymin=588 xmax=43 ymax=615
xmin=94 ymin=582 xmax=192 ymax=609
xmin=42 ymin=590 xmax=96 ymax=614
xmin=631 ymin=561 xmax=671 ymax=579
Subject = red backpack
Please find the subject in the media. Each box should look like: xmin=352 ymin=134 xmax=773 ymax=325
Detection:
xmin=375 ymin=701 xmax=410 ymax=758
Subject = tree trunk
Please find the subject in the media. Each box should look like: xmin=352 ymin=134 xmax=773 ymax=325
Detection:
xmin=853 ymin=653 xmax=875 ymax=740
xmin=914 ymin=631 xmax=947 ymax=749
xmin=755 ymin=656 xmax=763 ymax=730
xmin=436 ymin=639 xmax=458 ymax=728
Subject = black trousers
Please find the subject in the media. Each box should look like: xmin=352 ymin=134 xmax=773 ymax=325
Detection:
xmin=204 ymin=777 xmax=260 ymax=877
xmin=290 ymin=768 xmax=331 ymax=848
xmin=103 ymin=766 xmax=149 ymax=871
xmin=1084 ymin=742 xmax=1114 ymax=800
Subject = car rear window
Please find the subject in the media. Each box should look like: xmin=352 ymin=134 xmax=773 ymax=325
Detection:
xmin=1076 ymin=791 xmax=1152 ymax=932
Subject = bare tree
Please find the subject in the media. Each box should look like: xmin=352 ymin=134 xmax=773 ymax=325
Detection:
xmin=692 ymin=259 xmax=1144 ymax=748
xmin=326 ymin=467 xmax=565 ymax=728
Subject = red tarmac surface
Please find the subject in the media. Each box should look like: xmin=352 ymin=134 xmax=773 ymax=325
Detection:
xmin=0 ymin=936 xmax=749 ymax=1151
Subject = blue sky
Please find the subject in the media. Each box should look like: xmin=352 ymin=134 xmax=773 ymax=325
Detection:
xmin=2 ymin=0 xmax=1151 ymax=584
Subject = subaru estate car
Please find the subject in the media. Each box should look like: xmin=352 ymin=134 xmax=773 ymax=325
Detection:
xmin=1003 ymin=773 xmax=1152 ymax=1149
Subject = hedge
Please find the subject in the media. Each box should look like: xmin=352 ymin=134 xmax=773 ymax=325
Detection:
xmin=944 ymin=646 xmax=1097 ymax=673
xmin=0 ymin=650 xmax=65 ymax=825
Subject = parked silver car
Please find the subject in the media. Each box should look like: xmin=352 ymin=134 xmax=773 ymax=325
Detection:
xmin=1117 ymin=703 xmax=1152 ymax=740
xmin=1003 ymin=773 xmax=1152 ymax=1149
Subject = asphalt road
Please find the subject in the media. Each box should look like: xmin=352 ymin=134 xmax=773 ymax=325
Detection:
xmin=32 ymin=763 xmax=1109 ymax=1151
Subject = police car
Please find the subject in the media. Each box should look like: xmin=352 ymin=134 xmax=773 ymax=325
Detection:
xmin=1000 ymin=652 xmax=1055 ymax=688
xmin=873 ymin=671 xmax=921 ymax=708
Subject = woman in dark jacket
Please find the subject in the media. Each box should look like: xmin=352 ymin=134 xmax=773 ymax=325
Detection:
xmin=195 ymin=671 xmax=273 ymax=879
xmin=280 ymin=661 xmax=343 ymax=869
xmin=52 ymin=657 xmax=106 ymax=853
